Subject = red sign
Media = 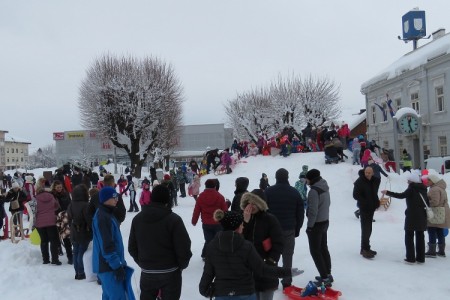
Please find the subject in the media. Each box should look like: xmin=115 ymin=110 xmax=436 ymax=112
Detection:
xmin=53 ymin=132 xmax=65 ymax=140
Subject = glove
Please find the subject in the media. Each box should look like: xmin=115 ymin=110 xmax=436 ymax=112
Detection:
xmin=113 ymin=266 xmax=126 ymax=282
xmin=306 ymin=227 xmax=313 ymax=233
xmin=291 ymin=268 xmax=304 ymax=277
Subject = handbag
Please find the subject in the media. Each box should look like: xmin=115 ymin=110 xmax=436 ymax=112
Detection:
xmin=10 ymin=194 xmax=20 ymax=210
xmin=429 ymin=207 xmax=446 ymax=225
xmin=262 ymin=237 xmax=272 ymax=252
xmin=419 ymin=193 xmax=434 ymax=221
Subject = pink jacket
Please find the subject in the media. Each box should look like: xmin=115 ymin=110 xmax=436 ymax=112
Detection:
xmin=35 ymin=191 xmax=60 ymax=228
xmin=139 ymin=189 xmax=152 ymax=206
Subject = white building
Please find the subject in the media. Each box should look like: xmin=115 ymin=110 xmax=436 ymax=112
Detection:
xmin=361 ymin=29 xmax=450 ymax=168
xmin=3 ymin=133 xmax=31 ymax=170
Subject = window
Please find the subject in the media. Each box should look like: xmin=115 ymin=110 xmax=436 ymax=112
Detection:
xmin=371 ymin=106 xmax=376 ymax=124
xmin=395 ymin=98 xmax=401 ymax=110
xmin=436 ymin=86 xmax=444 ymax=112
xmin=21 ymin=157 xmax=23 ymax=162
xmin=7 ymin=158 xmax=9 ymax=163
xmin=410 ymin=92 xmax=419 ymax=113
xmin=439 ymin=136 xmax=447 ymax=156
xmin=16 ymin=148 xmax=18 ymax=153
xmin=21 ymin=149 xmax=23 ymax=153
xmin=398 ymin=140 xmax=404 ymax=158
xmin=6 ymin=148 xmax=9 ymax=153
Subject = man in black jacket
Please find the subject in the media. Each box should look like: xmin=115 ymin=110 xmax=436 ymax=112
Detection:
xmin=353 ymin=166 xmax=380 ymax=259
xmin=128 ymin=185 xmax=192 ymax=299
xmin=265 ymin=168 xmax=304 ymax=289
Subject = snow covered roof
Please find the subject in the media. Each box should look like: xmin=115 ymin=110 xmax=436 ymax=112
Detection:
xmin=346 ymin=112 xmax=366 ymax=131
xmin=361 ymin=32 xmax=450 ymax=90
xmin=5 ymin=133 xmax=31 ymax=144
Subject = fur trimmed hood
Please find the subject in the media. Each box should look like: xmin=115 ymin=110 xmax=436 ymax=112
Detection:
xmin=240 ymin=192 xmax=268 ymax=212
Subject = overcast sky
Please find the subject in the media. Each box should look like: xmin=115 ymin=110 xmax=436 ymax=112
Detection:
xmin=2 ymin=0 xmax=450 ymax=150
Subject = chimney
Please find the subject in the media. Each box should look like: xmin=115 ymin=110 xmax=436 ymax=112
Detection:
xmin=432 ymin=28 xmax=446 ymax=40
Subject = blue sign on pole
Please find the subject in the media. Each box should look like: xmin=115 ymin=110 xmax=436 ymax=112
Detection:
xmin=402 ymin=9 xmax=426 ymax=40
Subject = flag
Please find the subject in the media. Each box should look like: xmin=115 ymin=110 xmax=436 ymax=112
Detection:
xmin=387 ymin=98 xmax=396 ymax=118
xmin=374 ymin=103 xmax=387 ymax=122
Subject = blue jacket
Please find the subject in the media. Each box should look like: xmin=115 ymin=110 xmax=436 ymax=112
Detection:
xmin=92 ymin=205 xmax=126 ymax=273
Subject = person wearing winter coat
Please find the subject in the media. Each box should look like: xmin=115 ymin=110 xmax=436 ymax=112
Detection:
xmin=176 ymin=168 xmax=188 ymax=198
xmin=128 ymin=185 xmax=192 ymax=299
xmin=189 ymin=160 xmax=200 ymax=175
xmin=382 ymin=172 xmax=429 ymax=263
xmin=401 ymin=149 xmax=413 ymax=172
xmin=5 ymin=182 xmax=27 ymax=225
xmin=337 ymin=123 xmax=350 ymax=149
xmin=139 ymin=183 xmax=152 ymax=206
xmin=352 ymin=138 xmax=361 ymax=165
xmin=360 ymin=149 xmax=373 ymax=168
xmin=305 ymin=169 xmax=333 ymax=287
xmin=230 ymin=177 xmax=250 ymax=213
xmin=71 ymin=168 xmax=83 ymax=188
xmin=199 ymin=209 xmax=303 ymax=299
xmin=295 ymin=165 xmax=309 ymax=207
xmin=241 ymin=192 xmax=284 ymax=300
xmin=265 ymin=168 xmax=304 ymax=289
xmin=192 ymin=179 xmax=228 ymax=260
xmin=161 ymin=174 xmax=177 ymax=207
xmin=52 ymin=180 xmax=73 ymax=265
xmin=35 ymin=177 xmax=62 ymax=265
xmin=67 ymin=184 xmax=92 ymax=280
xmin=188 ymin=175 xmax=201 ymax=200
xmin=352 ymin=166 xmax=380 ymax=259
xmin=220 ymin=149 xmax=233 ymax=174
xmin=124 ymin=175 xmax=139 ymax=212
xmin=92 ymin=187 xmax=134 ymax=300
xmin=423 ymin=174 xmax=450 ymax=258
xmin=117 ymin=175 xmax=128 ymax=196
xmin=259 ymin=173 xmax=270 ymax=191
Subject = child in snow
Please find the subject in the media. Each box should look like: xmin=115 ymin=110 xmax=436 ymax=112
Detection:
xmin=139 ymin=183 xmax=152 ymax=206
xmin=188 ymin=175 xmax=201 ymax=200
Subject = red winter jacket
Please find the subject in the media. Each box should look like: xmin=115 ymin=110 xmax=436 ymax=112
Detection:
xmin=192 ymin=188 xmax=228 ymax=225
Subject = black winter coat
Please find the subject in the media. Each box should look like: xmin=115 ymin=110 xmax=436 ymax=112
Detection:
xmin=386 ymin=182 xmax=428 ymax=231
xmin=67 ymin=196 xmax=92 ymax=244
xmin=265 ymin=181 xmax=304 ymax=235
xmin=128 ymin=203 xmax=192 ymax=271
xmin=5 ymin=189 xmax=27 ymax=213
xmin=199 ymin=231 xmax=291 ymax=297
xmin=88 ymin=192 xmax=126 ymax=225
xmin=242 ymin=211 xmax=284 ymax=291
xmin=353 ymin=170 xmax=380 ymax=212
xmin=53 ymin=191 xmax=71 ymax=213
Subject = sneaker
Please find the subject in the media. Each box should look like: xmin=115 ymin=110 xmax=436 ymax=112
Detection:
xmin=43 ymin=260 xmax=50 ymax=264
xmin=134 ymin=209 xmax=140 ymax=212
xmin=51 ymin=260 xmax=62 ymax=266
xmin=313 ymin=277 xmax=332 ymax=287
xmin=404 ymin=258 xmax=416 ymax=264
xmin=360 ymin=249 xmax=375 ymax=259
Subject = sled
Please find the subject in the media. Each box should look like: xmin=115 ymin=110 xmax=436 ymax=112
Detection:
xmin=284 ymin=285 xmax=342 ymax=300
xmin=24 ymin=202 xmax=34 ymax=238
xmin=10 ymin=212 xmax=25 ymax=244
xmin=2 ymin=215 xmax=9 ymax=240
xmin=379 ymin=180 xmax=392 ymax=210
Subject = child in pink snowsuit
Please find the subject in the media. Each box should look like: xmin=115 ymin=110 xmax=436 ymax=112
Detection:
xmin=139 ymin=183 xmax=152 ymax=206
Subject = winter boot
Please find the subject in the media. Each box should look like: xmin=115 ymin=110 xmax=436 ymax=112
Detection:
xmin=425 ymin=243 xmax=437 ymax=258
xmin=360 ymin=249 xmax=374 ymax=259
xmin=437 ymin=243 xmax=446 ymax=257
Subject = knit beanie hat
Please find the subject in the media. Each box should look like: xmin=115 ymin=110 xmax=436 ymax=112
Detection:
xmin=163 ymin=174 xmax=171 ymax=181
xmin=275 ymin=168 xmax=289 ymax=181
xmin=151 ymin=185 xmax=171 ymax=204
xmin=406 ymin=172 xmax=421 ymax=183
xmin=99 ymin=187 xmax=118 ymax=204
xmin=306 ymin=169 xmax=321 ymax=182
xmin=214 ymin=209 xmax=243 ymax=231
xmin=427 ymin=173 xmax=441 ymax=184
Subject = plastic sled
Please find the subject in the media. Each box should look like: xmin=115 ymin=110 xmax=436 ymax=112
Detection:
xmin=284 ymin=285 xmax=342 ymax=300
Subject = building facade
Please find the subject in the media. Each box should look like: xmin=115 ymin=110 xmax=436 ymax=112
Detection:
xmin=0 ymin=130 xmax=7 ymax=171
xmin=361 ymin=30 xmax=450 ymax=168
xmin=3 ymin=134 xmax=31 ymax=170
xmin=54 ymin=124 xmax=234 ymax=167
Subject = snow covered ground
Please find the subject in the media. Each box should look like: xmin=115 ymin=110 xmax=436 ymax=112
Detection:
xmin=1 ymin=151 xmax=450 ymax=300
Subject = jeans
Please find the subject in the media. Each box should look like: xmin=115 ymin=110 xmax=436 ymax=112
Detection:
xmin=307 ymin=221 xmax=332 ymax=278
xmin=428 ymin=227 xmax=445 ymax=245
xmin=352 ymin=149 xmax=361 ymax=164
xmin=201 ymin=224 xmax=222 ymax=257
xmin=140 ymin=269 xmax=182 ymax=300
xmin=281 ymin=230 xmax=295 ymax=286
xmin=216 ymin=295 xmax=257 ymax=300
xmin=72 ymin=241 xmax=89 ymax=275
xmin=405 ymin=230 xmax=425 ymax=262
xmin=360 ymin=210 xmax=375 ymax=251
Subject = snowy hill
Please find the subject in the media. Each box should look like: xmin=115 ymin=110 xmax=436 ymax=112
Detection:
xmin=1 ymin=152 xmax=449 ymax=300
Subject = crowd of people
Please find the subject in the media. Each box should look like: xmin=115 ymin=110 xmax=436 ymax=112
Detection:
xmin=1 ymin=134 xmax=449 ymax=299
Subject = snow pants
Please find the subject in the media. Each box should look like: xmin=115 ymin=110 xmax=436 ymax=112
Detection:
xmin=307 ymin=220 xmax=332 ymax=278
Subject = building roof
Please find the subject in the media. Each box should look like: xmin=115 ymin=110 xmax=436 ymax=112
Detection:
xmin=5 ymin=133 xmax=31 ymax=144
xmin=361 ymin=32 xmax=450 ymax=91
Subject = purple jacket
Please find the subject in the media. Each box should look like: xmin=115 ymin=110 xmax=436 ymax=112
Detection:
xmin=35 ymin=191 xmax=60 ymax=228
xmin=221 ymin=152 xmax=232 ymax=165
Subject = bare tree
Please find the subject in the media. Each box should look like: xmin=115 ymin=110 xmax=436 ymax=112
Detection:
xmin=79 ymin=54 xmax=183 ymax=178
xmin=225 ymin=74 xmax=341 ymax=140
